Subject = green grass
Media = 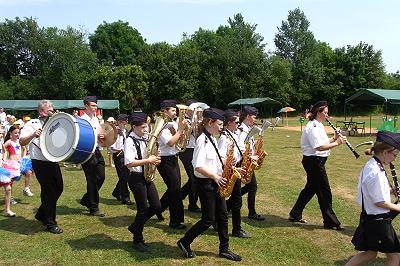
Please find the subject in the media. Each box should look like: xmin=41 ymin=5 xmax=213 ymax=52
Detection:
xmin=0 ymin=126 xmax=397 ymax=265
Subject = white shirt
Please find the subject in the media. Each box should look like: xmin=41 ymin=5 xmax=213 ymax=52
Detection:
xmin=159 ymin=121 xmax=178 ymax=156
xmin=218 ymin=129 xmax=242 ymax=164
xmin=357 ymin=157 xmax=391 ymax=215
xmin=301 ymin=120 xmax=330 ymax=157
xmin=192 ymin=132 xmax=223 ymax=178
xmin=81 ymin=112 xmax=100 ymax=132
xmin=238 ymin=123 xmax=255 ymax=154
xmin=0 ymin=111 xmax=6 ymax=124
xmin=124 ymin=132 xmax=147 ymax=173
xmin=111 ymin=127 xmax=126 ymax=153
xmin=20 ymin=118 xmax=48 ymax=161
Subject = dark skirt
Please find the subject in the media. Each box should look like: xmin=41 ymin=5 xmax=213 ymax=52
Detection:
xmin=352 ymin=212 xmax=400 ymax=253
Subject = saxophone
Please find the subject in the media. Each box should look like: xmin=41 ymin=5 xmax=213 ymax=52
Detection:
xmin=144 ymin=112 xmax=170 ymax=182
xmin=254 ymin=120 xmax=272 ymax=170
xmin=218 ymin=140 xmax=241 ymax=198
xmin=240 ymin=141 xmax=259 ymax=184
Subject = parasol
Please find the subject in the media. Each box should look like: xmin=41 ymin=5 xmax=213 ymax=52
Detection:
xmin=277 ymin=107 xmax=296 ymax=127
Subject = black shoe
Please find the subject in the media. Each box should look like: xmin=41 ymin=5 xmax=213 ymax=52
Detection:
xmin=188 ymin=206 xmax=202 ymax=213
xmin=169 ymin=222 xmax=187 ymax=230
xmin=219 ymin=249 xmax=242 ymax=261
xmin=156 ymin=213 xmax=165 ymax=221
xmin=324 ymin=224 xmax=345 ymax=231
xmin=248 ymin=213 xmax=266 ymax=221
xmin=232 ymin=229 xmax=251 ymax=238
xmin=121 ymin=199 xmax=134 ymax=205
xmin=288 ymin=216 xmax=308 ymax=224
xmin=177 ymin=239 xmax=195 ymax=258
xmin=90 ymin=210 xmax=105 ymax=217
xmin=46 ymin=226 xmax=63 ymax=234
xmin=133 ymin=241 xmax=149 ymax=252
xmin=79 ymin=199 xmax=89 ymax=208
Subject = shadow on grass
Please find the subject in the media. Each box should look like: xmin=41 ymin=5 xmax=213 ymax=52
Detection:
xmin=242 ymin=213 xmax=356 ymax=237
xmin=0 ymin=216 xmax=43 ymax=235
xmin=66 ymin=233 xmax=215 ymax=261
xmin=99 ymin=196 xmax=124 ymax=206
xmin=100 ymin=215 xmax=132 ymax=228
xmin=334 ymin=256 xmax=387 ymax=265
xmin=57 ymin=205 xmax=87 ymax=215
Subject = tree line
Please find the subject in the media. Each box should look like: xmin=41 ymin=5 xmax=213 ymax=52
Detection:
xmin=1 ymin=8 xmax=400 ymax=114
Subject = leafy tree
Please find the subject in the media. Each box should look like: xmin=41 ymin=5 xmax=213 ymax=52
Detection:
xmin=383 ymin=71 xmax=400 ymax=89
xmin=89 ymin=20 xmax=146 ymax=66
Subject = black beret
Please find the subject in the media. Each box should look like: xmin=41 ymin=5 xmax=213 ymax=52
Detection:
xmin=224 ymin=109 xmax=240 ymax=119
xmin=83 ymin=96 xmax=98 ymax=104
xmin=376 ymin=131 xmax=400 ymax=150
xmin=203 ymin=108 xmax=225 ymax=121
xmin=160 ymin=99 xmax=177 ymax=109
xmin=117 ymin=114 xmax=128 ymax=121
xmin=310 ymin=100 xmax=328 ymax=114
xmin=242 ymin=105 xmax=258 ymax=116
xmin=129 ymin=112 xmax=148 ymax=124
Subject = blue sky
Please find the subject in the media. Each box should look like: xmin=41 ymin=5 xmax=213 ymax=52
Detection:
xmin=1 ymin=0 xmax=399 ymax=73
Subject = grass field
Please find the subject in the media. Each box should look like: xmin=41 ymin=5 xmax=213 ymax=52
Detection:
xmin=0 ymin=123 xmax=398 ymax=265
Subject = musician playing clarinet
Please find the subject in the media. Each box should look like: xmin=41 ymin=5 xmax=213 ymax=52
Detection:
xmin=20 ymin=100 xmax=64 ymax=234
xmin=177 ymin=108 xmax=241 ymax=261
xmin=346 ymin=131 xmax=400 ymax=266
xmin=289 ymin=100 xmax=346 ymax=230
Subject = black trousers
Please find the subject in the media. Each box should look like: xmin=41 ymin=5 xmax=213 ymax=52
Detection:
xmin=289 ymin=156 xmax=341 ymax=227
xmin=112 ymin=153 xmax=130 ymax=202
xmin=81 ymin=148 xmax=105 ymax=212
xmin=241 ymin=172 xmax=258 ymax=215
xmin=157 ymin=155 xmax=184 ymax=224
xmin=181 ymin=178 xmax=229 ymax=251
xmin=178 ymin=148 xmax=199 ymax=209
xmin=32 ymin=159 xmax=63 ymax=228
xmin=128 ymin=172 xmax=161 ymax=243
xmin=226 ymin=179 xmax=242 ymax=232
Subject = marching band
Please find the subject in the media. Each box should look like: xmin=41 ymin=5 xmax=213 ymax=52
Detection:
xmin=4 ymin=97 xmax=400 ymax=265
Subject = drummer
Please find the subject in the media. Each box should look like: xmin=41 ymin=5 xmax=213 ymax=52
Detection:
xmin=20 ymin=100 xmax=64 ymax=234
xmin=79 ymin=96 xmax=106 ymax=217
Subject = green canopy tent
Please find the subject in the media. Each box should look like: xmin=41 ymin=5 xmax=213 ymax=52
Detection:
xmin=0 ymin=100 xmax=119 ymax=110
xmin=345 ymin=88 xmax=400 ymax=134
xmin=227 ymin=97 xmax=281 ymax=118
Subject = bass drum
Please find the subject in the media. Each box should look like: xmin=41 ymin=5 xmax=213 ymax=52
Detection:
xmin=40 ymin=112 xmax=97 ymax=164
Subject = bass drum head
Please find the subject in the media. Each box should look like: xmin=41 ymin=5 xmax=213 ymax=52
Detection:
xmin=40 ymin=113 xmax=78 ymax=162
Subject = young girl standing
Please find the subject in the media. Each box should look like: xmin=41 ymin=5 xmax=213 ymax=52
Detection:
xmin=177 ymin=108 xmax=241 ymax=261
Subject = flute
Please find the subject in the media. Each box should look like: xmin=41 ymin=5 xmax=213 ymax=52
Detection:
xmin=389 ymin=162 xmax=400 ymax=219
xmin=325 ymin=118 xmax=360 ymax=159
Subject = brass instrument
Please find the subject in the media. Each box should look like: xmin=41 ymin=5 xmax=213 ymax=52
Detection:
xmin=254 ymin=121 xmax=272 ymax=170
xmin=189 ymin=102 xmax=209 ymax=139
xmin=144 ymin=112 xmax=170 ymax=182
xmin=240 ymin=126 xmax=260 ymax=184
xmin=218 ymin=139 xmax=241 ymax=198
xmin=98 ymin=122 xmax=118 ymax=147
xmin=175 ymin=104 xmax=191 ymax=152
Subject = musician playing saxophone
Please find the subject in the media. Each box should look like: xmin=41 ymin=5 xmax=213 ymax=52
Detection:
xmin=218 ymin=109 xmax=250 ymax=238
xmin=156 ymin=100 xmax=187 ymax=229
xmin=346 ymin=131 xmax=400 ymax=266
xmin=124 ymin=112 xmax=161 ymax=252
xmin=237 ymin=106 xmax=264 ymax=221
xmin=177 ymin=108 xmax=241 ymax=261
xmin=289 ymin=100 xmax=346 ymax=230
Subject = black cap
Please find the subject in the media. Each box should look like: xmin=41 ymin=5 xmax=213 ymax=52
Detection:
xmin=376 ymin=131 xmax=400 ymax=150
xmin=224 ymin=109 xmax=240 ymax=119
xmin=203 ymin=108 xmax=225 ymax=121
xmin=83 ymin=96 xmax=98 ymax=104
xmin=117 ymin=114 xmax=128 ymax=121
xmin=160 ymin=100 xmax=177 ymax=109
xmin=129 ymin=112 xmax=148 ymax=124
xmin=310 ymin=100 xmax=328 ymax=114
xmin=242 ymin=105 xmax=258 ymax=116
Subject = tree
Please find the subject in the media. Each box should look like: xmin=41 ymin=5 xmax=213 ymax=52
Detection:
xmin=89 ymin=20 xmax=146 ymax=66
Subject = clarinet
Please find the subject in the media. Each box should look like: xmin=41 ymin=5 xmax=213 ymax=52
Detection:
xmin=389 ymin=162 xmax=400 ymax=219
xmin=325 ymin=118 xmax=360 ymax=159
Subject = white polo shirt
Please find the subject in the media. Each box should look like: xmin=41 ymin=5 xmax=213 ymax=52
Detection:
xmin=238 ymin=123 xmax=255 ymax=154
xmin=159 ymin=121 xmax=178 ymax=156
xmin=124 ymin=132 xmax=147 ymax=173
xmin=301 ymin=120 xmax=330 ymax=157
xmin=218 ymin=129 xmax=242 ymax=164
xmin=357 ymin=157 xmax=391 ymax=215
xmin=192 ymin=132 xmax=223 ymax=179
xmin=20 ymin=118 xmax=48 ymax=161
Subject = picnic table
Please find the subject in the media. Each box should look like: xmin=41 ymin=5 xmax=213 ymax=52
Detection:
xmin=335 ymin=120 xmax=365 ymax=136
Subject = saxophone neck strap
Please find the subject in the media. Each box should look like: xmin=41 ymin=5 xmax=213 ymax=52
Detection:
xmin=225 ymin=129 xmax=243 ymax=157
xmin=203 ymin=128 xmax=224 ymax=170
